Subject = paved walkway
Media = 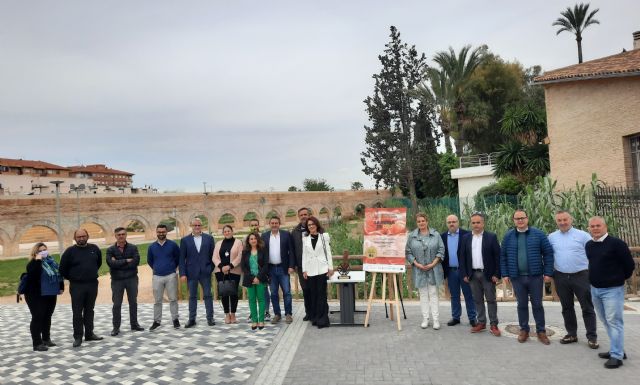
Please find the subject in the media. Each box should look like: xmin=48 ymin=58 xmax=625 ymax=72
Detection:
xmin=1 ymin=300 xmax=638 ymax=384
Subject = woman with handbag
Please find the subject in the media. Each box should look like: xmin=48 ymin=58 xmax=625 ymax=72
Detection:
xmin=213 ymin=225 xmax=243 ymax=324
xmin=25 ymin=242 xmax=64 ymax=351
xmin=302 ymin=216 xmax=334 ymax=329
xmin=241 ymin=232 xmax=269 ymax=330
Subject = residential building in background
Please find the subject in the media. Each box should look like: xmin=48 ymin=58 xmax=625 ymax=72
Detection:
xmin=534 ymin=32 xmax=640 ymax=189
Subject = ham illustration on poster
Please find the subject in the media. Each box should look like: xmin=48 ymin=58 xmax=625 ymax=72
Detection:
xmin=362 ymin=208 xmax=407 ymax=273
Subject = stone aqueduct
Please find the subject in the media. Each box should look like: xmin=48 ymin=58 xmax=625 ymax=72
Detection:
xmin=0 ymin=190 xmax=389 ymax=258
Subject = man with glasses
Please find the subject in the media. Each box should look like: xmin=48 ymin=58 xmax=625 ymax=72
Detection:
xmin=441 ymin=214 xmax=477 ymax=327
xmin=106 ymin=227 xmax=144 ymax=336
xmin=148 ymin=224 xmax=181 ymax=330
xmin=179 ymin=218 xmax=215 ymax=328
xmin=548 ymin=210 xmax=598 ymax=349
xmin=500 ymin=209 xmax=554 ymax=345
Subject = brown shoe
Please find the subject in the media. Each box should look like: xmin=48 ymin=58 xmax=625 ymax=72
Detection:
xmin=271 ymin=315 xmax=282 ymax=324
xmin=537 ymin=332 xmax=550 ymax=345
xmin=518 ymin=330 xmax=529 ymax=343
xmin=470 ymin=323 xmax=486 ymax=333
xmin=489 ymin=325 xmax=501 ymax=337
xmin=285 ymin=315 xmax=293 ymax=324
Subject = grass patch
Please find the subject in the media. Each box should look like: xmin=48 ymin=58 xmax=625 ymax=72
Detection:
xmin=0 ymin=242 xmax=156 ymax=297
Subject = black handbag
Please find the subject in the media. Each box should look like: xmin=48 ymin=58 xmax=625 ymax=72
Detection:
xmin=217 ymin=275 xmax=237 ymax=297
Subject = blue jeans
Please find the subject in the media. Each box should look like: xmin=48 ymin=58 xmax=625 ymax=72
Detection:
xmin=591 ymin=285 xmax=625 ymax=360
xmin=269 ymin=265 xmax=293 ymax=316
xmin=447 ymin=268 xmax=476 ymax=321
xmin=187 ymin=274 xmax=213 ymax=322
xmin=511 ymin=275 xmax=545 ymax=333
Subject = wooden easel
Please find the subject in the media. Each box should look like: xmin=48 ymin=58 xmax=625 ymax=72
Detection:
xmin=364 ymin=272 xmax=402 ymax=331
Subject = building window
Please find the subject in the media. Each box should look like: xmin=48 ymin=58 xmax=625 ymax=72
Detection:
xmin=631 ymin=134 xmax=640 ymax=189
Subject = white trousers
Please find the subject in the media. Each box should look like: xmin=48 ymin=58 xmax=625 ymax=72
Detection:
xmin=419 ymin=284 xmax=439 ymax=322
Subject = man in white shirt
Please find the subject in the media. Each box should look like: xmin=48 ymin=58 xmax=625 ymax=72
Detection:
xmin=262 ymin=216 xmax=295 ymax=323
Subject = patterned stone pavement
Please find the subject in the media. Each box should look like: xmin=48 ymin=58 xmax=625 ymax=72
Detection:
xmin=2 ymin=300 xmax=639 ymax=384
xmin=0 ymin=303 xmax=284 ymax=385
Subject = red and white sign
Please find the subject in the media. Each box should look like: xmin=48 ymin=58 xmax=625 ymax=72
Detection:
xmin=362 ymin=208 xmax=407 ymax=273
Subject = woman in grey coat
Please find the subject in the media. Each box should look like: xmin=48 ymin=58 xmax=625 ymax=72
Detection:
xmin=405 ymin=213 xmax=445 ymax=329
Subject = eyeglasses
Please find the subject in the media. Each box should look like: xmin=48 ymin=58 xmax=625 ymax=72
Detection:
xmin=192 ymin=224 xmax=202 ymax=227
xmin=514 ymin=217 xmax=528 ymax=221
xmin=116 ymin=233 xmax=127 ymax=236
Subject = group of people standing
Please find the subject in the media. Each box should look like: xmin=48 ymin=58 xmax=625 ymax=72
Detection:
xmin=21 ymin=206 xmax=635 ymax=369
xmin=22 ymin=206 xmax=335 ymax=351
xmin=407 ymin=209 xmax=635 ymax=369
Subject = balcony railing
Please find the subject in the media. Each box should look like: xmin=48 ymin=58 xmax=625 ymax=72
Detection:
xmin=459 ymin=152 xmax=498 ymax=168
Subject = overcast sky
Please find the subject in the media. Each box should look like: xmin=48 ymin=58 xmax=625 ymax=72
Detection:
xmin=1 ymin=0 xmax=638 ymax=192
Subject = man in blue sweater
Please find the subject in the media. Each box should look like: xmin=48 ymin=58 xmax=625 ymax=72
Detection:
xmin=501 ymin=209 xmax=554 ymax=345
xmin=586 ymin=216 xmax=635 ymax=369
xmin=148 ymin=224 xmax=181 ymax=330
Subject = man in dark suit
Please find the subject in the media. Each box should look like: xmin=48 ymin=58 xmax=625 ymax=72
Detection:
xmin=460 ymin=212 xmax=501 ymax=336
xmin=441 ymin=214 xmax=477 ymax=327
xmin=291 ymin=207 xmax=311 ymax=320
xmin=262 ymin=216 xmax=296 ymax=324
xmin=179 ymin=218 xmax=215 ymax=328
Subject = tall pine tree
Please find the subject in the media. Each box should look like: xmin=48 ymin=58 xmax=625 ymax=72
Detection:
xmin=361 ymin=26 xmax=442 ymax=209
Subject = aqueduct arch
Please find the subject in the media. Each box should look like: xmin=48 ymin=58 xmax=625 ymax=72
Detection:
xmin=0 ymin=190 xmax=390 ymax=258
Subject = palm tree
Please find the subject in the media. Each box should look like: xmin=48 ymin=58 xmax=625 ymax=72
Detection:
xmin=553 ymin=3 xmax=600 ymax=63
xmin=417 ymin=45 xmax=485 ymax=155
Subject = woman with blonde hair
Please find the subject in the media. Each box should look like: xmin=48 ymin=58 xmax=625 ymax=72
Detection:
xmin=406 ymin=213 xmax=445 ymax=330
xmin=25 ymin=242 xmax=64 ymax=351
xmin=213 ymin=225 xmax=243 ymax=324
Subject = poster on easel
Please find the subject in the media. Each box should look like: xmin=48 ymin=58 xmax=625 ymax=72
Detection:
xmin=362 ymin=208 xmax=407 ymax=273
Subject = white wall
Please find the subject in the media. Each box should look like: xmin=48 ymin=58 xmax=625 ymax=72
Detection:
xmin=0 ymin=175 xmax=96 ymax=195
xmin=451 ymin=165 xmax=496 ymax=214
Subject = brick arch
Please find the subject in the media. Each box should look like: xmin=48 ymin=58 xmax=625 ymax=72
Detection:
xmin=13 ymin=220 xmax=60 ymax=245
xmin=78 ymin=215 xmax=114 ymax=243
xmin=0 ymin=227 xmax=11 ymax=257
xmin=265 ymin=207 xmax=283 ymax=221
xmin=119 ymin=214 xmax=154 ymax=240
xmin=242 ymin=208 xmax=263 ymax=225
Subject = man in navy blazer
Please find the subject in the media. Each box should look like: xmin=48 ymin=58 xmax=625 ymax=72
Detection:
xmin=459 ymin=212 xmax=501 ymax=336
xmin=441 ymin=215 xmax=477 ymax=327
xmin=262 ymin=216 xmax=296 ymax=323
xmin=179 ymin=218 xmax=215 ymax=328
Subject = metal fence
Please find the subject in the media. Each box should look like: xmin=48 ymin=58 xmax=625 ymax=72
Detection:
xmin=594 ymin=186 xmax=640 ymax=247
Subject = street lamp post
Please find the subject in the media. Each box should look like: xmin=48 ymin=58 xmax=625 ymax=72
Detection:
xmin=202 ymin=182 xmax=211 ymax=233
xmin=50 ymin=180 xmax=64 ymax=253
xmin=69 ymin=185 xmax=85 ymax=227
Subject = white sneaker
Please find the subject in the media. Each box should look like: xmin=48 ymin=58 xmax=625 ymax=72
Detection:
xmin=421 ymin=319 xmax=430 ymax=329
xmin=433 ymin=320 xmax=440 ymax=330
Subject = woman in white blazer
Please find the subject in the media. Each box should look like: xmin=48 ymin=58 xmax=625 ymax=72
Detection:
xmin=302 ymin=216 xmax=334 ymax=328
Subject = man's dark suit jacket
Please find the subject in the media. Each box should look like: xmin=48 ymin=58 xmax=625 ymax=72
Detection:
xmin=261 ymin=230 xmax=295 ymax=271
xmin=459 ymin=231 xmax=501 ymax=281
xmin=179 ymin=233 xmax=215 ymax=279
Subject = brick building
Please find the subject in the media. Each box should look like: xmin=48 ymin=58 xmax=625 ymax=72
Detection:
xmin=533 ymin=32 xmax=640 ymax=189
xmin=68 ymin=164 xmax=134 ymax=188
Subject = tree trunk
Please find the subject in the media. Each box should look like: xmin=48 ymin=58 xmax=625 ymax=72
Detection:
xmin=441 ymin=119 xmax=453 ymax=153
xmin=576 ymin=35 xmax=583 ymax=64
xmin=405 ymin=161 xmax=419 ymax=211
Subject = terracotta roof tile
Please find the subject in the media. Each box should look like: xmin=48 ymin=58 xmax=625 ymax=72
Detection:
xmin=534 ymin=49 xmax=640 ymax=84
xmin=68 ymin=164 xmax=134 ymax=176
xmin=0 ymin=157 xmax=69 ymax=170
